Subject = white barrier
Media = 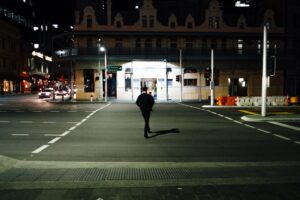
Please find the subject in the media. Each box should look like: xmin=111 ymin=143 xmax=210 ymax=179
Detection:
xmin=236 ymin=96 xmax=288 ymax=106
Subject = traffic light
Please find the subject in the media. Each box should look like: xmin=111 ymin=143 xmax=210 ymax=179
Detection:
xmin=176 ymin=75 xmax=180 ymax=82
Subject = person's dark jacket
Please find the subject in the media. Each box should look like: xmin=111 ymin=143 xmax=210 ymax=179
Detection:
xmin=136 ymin=93 xmax=155 ymax=112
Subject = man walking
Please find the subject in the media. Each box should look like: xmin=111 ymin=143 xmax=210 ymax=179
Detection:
xmin=136 ymin=87 xmax=155 ymax=139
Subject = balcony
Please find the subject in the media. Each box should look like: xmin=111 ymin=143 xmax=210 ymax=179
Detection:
xmin=53 ymin=47 xmax=295 ymax=63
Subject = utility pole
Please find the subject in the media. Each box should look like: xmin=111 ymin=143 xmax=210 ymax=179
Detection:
xmin=210 ymin=49 xmax=214 ymax=106
xmin=261 ymin=25 xmax=268 ymax=117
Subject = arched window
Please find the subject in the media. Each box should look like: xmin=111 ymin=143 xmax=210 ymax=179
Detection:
xmin=135 ymin=38 xmax=141 ymax=48
xmin=170 ymin=38 xmax=177 ymax=48
xmin=156 ymin=39 xmax=162 ymax=48
xmin=170 ymin=22 xmax=175 ymax=29
xmin=116 ymin=21 xmax=121 ymax=28
xmin=87 ymin=15 xmax=93 ymax=28
xmin=87 ymin=38 xmax=93 ymax=48
xmin=240 ymin=23 xmax=244 ymax=29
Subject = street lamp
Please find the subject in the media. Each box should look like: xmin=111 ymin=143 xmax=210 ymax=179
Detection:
xmin=99 ymin=46 xmax=108 ymax=102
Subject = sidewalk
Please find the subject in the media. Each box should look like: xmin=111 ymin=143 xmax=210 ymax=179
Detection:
xmin=202 ymin=104 xmax=300 ymax=122
xmin=241 ymin=114 xmax=300 ymax=122
xmin=1 ymin=156 xmax=300 ymax=199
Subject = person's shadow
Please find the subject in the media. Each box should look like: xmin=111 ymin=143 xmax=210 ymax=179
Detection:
xmin=149 ymin=128 xmax=180 ymax=138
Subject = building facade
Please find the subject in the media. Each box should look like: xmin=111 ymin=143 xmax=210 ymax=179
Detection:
xmin=53 ymin=0 xmax=291 ymax=101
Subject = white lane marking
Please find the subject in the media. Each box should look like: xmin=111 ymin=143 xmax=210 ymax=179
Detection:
xmin=32 ymin=145 xmax=49 ymax=154
xmin=69 ymin=126 xmax=76 ymax=131
xmin=12 ymin=134 xmax=29 ymax=136
xmin=43 ymin=121 xmax=56 ymax=124
xmin=20 ymin=121 xmax=33 ymax=123
xmin=295 ymin=141 xmax=300 ymax=145
xmin=0 ymin=121 xmax=10 ymax=123
xmin=244 ymin=124 xmax=255 ymax=129
xmin=256 ymin=129 xmax=271 ymax=134
xmin=61 ymin=131 xmax=70 ymax=136
xmin=233 ymin=120 xmax=243 ymax=124
xmin=67 ymin=122 xmax=79 ymax=124
xmin=85 ymin=111 xmax=93 ymax=112
xmin=48 ymin=137 xmax=61 ymax=144
xmin=273 ymin=134 xmax=291 ymax=141
xmin=30 ymin=103 xmax=112 ymax=154
xmin=68 ymin=111 xmax=77 ymax=112
xmin=268 ymin=121 xmax=300 ymax=132
xmin=225 ymin=117 xmax=233 ymax=121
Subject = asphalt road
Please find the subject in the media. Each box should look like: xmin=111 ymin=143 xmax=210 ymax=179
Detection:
xmin=1 ymin=94 xmax=300 ymax=199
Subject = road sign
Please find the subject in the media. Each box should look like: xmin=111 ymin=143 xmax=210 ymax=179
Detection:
xmin=107 ymin=65 xmax=122 ymax=71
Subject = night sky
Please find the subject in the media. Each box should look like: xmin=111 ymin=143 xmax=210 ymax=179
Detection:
xmin=32 ymin=0 xmax=75 ymax=24
xmin=31 ymin=0 xmax=241 ymax=25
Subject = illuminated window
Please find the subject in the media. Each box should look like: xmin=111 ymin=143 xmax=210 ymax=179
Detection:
xmin=237 ymin=39 xmax=243 ymax=54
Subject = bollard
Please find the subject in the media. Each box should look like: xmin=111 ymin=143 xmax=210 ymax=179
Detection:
xmin=90 ymin=95 xmax=93 ymax=102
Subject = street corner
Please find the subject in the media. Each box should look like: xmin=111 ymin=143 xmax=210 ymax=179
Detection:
xmin=0 ymin=155 xmax=17 ymax=173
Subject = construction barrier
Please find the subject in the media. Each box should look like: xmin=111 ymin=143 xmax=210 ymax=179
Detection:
xmin=290 ymin=96 xmax=299 ymax=104
xmin=217 ymin=96 xmax=289 ymax=106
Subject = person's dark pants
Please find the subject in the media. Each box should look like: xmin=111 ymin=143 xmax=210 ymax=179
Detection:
xmin=141 ymin=110 xmax=151 ymax=137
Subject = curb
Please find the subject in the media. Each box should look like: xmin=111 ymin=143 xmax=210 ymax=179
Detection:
xmin=241 ymin=115 xmax=300 ymax=122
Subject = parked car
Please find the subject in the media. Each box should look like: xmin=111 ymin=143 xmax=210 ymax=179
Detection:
xmin=38 ymin=88 xmax=54 ymax=98
xmin=55 ymin=89 xmax=68 ymax=96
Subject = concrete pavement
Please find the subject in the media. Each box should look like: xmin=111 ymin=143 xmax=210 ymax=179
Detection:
xmin=1 ymin=155 xmax=300 ymax=199
xmin=1 ymin=102 xmax=300 ymax=199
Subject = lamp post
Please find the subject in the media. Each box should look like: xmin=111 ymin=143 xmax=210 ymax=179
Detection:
xmin=179 ymin=48 xmax=182 ymax=102
xmin=100 ymin=46 xmax=108 ymax=102
xmin=164 ymin=59 xmax=168 ymax=101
